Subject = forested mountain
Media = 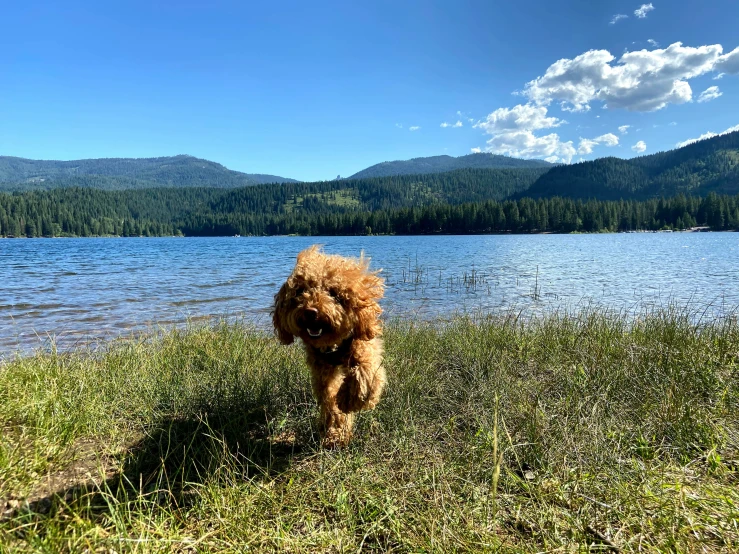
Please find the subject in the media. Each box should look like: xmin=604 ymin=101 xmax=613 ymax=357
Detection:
xmin=3 ymin=131 xmax=739 ymax=238
xmin=349 ymin=152 xmax=553 ymax=179
xmin=0 ymin=165 xmax=550 ymax=235
xmin=0 ymin=155 xmax=298 ymax=191
xmin=522 ymin=131 xmax=739 ymax=200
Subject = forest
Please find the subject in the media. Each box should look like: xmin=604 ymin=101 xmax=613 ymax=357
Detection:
xmin=1 ymin=186 xmax=737 ymax=237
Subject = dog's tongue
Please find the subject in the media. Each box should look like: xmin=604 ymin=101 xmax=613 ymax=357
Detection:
xmin=307 ymin=327 xmax=323 ymax=338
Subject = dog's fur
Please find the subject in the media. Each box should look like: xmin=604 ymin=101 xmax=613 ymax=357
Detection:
xmin=272 ymin=246 xmax=385 ymax=448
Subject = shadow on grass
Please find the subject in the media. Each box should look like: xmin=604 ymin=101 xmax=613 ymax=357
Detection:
xmin=3 ymin=404 xmax=316 ymax=532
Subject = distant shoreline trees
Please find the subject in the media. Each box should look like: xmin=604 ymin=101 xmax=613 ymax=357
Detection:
xmin=1 ymin=187 xmax=737 ymax=238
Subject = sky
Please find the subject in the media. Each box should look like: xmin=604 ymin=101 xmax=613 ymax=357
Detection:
xmin=1 ymin=1 xmax=738 ymax=182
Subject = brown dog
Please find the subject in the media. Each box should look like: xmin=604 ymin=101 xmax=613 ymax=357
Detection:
xmin=272 ymin=246 xmax=385 ymax=448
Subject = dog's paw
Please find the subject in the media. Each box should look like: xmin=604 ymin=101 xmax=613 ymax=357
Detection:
xmin=322 ymin=429 xmax=352 ymax=449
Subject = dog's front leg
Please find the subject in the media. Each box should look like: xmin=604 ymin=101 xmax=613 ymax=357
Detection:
xmin=338 ymin=338 xmax=386 ymax=413
xmin=311 ymin=365 xmax=355 ymax=448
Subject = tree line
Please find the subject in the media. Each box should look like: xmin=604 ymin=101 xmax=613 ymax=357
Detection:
xmin=1 ymin=186 xmax=737 ymax=237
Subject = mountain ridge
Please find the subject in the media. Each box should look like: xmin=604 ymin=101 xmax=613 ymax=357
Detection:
xmin=348 ymin=152 xmax=553 ymax=179
xmin=520 ymin=131 xmax=739 ymax=200
xmin=0 ymin=154 xmax=298 ymax=191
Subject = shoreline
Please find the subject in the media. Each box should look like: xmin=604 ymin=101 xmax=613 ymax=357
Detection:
xmin=0 ymin=226 xmax=725 ymax=239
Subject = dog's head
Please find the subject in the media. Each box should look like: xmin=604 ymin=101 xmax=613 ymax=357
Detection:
xmin=272 ymin=246 xmax=384 ymax=347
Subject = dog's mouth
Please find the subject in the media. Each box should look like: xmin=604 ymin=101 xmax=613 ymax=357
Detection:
xmin=299 ymin=315 xmax=333 ymax=340
xmin=307 ymin=327 xmax=324 ymax=338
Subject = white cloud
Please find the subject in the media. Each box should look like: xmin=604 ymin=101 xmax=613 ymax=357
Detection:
xmin=453 ymin=120 xmax=463 ymax=128
xmin=409 ymin=126 xmax=421 ymax=131
xmin=474 ymin=104 xmax=564 ymax=134
xmin=715 ymin=46 xmax=739 ymax=74
xmin=697 ymin=85 xmax=722 ymax=103
xmin=483 ymin=130 xmax=577 ymax=163
xmin=598 ymin=133 xmax=620 ymax=146
xmin=472 ymin=103 xmax=577 ymax=163
xmin=441 ymin=121 xmax=463 ymax=128
xmin=632 ymin=140 xmax=647 ymax=153
xmin=634 ymin=3 xmax=655 ymax=18
xmin=576 ymin=139 xmax=599 ymax=155
xmin=545 ymin=155 xmax=560 ymax=163
xmin=675 ymin=124 xmax=739 ymax=147
xmin=470 ymin=147 xmax=482 ymax=153
xmin=713 ymin=72 xmax=725 ymax=80
xmin=395 ymin=123 xmax=403 ymax=129
xmin=523 ymin=42 xmax=739 ymax=113
xmin=647 ymin=39 xmax=660 ymax=47
xmin=577 ymin=133 xmax=619 ymax=154
xmin=618 ymin=125 xmax=631 ymax=134
xmin=610 ymin=14 xmax=628 ymax=25
xmin=440 ymin=122 xmax=450 ymax=128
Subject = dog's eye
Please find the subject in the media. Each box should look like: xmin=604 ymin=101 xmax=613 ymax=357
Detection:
xmin=294 ymin=287 xmax=305 ymax=297
xmin=329 ymin=289 xmax=346 ymax=304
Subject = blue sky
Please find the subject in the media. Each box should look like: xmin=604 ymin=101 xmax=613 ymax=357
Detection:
xmin=1 ymin=1 xmax=738 ymax=181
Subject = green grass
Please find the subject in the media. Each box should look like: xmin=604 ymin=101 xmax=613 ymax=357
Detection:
xmin=1 ymin=310 xmax=738 ymax=552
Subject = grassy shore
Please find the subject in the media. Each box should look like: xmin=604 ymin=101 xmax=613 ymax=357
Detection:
xmin=1 ymin=310 xmax=738 ymax=552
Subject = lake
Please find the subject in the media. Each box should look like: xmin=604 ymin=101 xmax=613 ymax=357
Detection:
xmin=1 ymin=233 xmax=738 ymax=355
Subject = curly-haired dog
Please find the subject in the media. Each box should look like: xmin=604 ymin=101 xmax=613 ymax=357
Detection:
xmin=272 ymin=246 xmax=385 ymax=448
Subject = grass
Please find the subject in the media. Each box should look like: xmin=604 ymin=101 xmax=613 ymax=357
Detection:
xmin=1 ymin=309 xmax=738 ymax=552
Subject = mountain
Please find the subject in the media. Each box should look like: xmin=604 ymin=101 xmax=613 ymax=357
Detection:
xmin=0 ymin=155 xmax=298 ymax=191
xmin=348 ymin=153 xmax=553 ymax=179
xmin=521 ymin=131 xmax=739 ymax=200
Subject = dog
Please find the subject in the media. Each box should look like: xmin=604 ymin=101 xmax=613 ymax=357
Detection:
xmin=272 ymin=245 xmax=385 ymax=448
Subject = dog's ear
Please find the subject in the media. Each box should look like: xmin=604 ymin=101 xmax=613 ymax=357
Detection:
xmin=272 ymin=283 xmax=294 ymax=345
xmin=354 ymin=302 xmax=382 ymax=341
xmin=353 ymin=271 xmax=384 ymax=341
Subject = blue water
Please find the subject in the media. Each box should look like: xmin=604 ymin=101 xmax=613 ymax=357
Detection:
xmin=1 ymin=234 xmax=738 ymax=354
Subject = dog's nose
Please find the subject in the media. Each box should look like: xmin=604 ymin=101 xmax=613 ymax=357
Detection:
xmin=305 ymin=308 xmax=318 ymax=320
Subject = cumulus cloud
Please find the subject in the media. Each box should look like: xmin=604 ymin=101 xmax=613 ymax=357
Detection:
xmin=675 ymin=124 xmax=739 ymax=147
xmin=577 ymin=133 xmax=619 ymax=154
xmin=440 ymin=121 xmax=463 ymax=128
xmin=474 ymin=104 xmax=564 ymax=134
xmin=697 ymin=86 xmax=722 ymax=103
xmin=632 ymin=140 xmax=647 ymax=153
xmin=618 ymin=125 xmax=631 ymax=134
xmin=647 ymin=39 xmax=659 ymax=47
xmin=715 ymin=46 xmax=739 ymax=74
xmin=483 ymin=130 xmax=577 ymax=163
xmin=634 ymin=3 xmax=655 ymax=18
xmin=470 ymin=147 xmax=482 ymax=153
xmin=523 ymin=42 xmax=739 ymax=113
xmin=610 ymin=14 xmax=628 ymax=25
xmin=545 ymin=155 xmax=560 ymax=163
xmin=473 ymin=104 xmax=626 ymax=163
xmin=472 ymin=104 xmax=579 ymax=163
xmin=409 ymin=126 xmax=421 ymax=131
xmin=713 ymin=72 xmax=725 ymax=80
